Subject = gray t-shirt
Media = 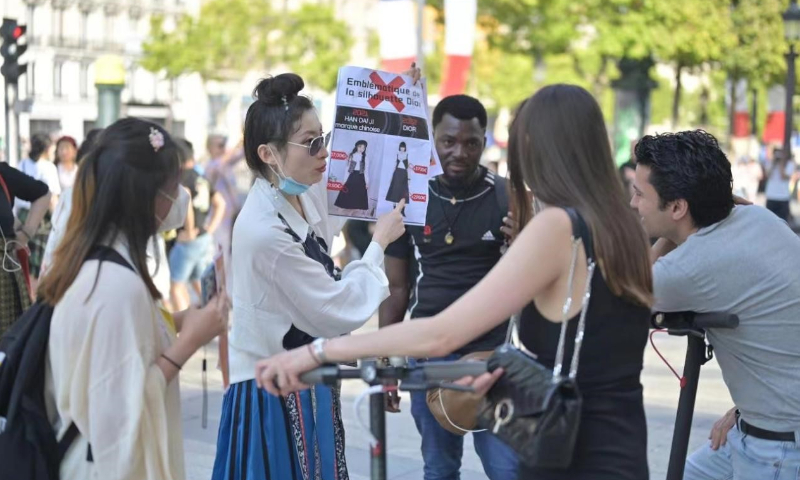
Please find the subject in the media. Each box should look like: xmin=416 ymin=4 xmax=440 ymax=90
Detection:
xmin=654 ymin=205 xmax=800 ymax=432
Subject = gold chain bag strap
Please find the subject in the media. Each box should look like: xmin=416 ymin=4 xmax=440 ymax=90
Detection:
xmin=475 ymin=207 xmax=596 ymax=469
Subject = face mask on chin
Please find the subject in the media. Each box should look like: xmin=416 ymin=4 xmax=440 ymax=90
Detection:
xmin=156 ymin=186 xmax=190 ymax=233
xmin=267 ymin=145 xmax=311 ymax=196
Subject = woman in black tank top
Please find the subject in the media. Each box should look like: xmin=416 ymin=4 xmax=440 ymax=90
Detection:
xmin=252 ymin=85 xmax=654 ymax=480
xmin=518 ymin=211 xmax=650 ymax=479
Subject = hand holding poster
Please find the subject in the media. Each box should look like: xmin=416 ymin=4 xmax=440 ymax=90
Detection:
xmin=327 ymin=66 xmax=437 ymax=226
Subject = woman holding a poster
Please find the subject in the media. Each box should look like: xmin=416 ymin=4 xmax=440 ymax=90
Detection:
xmin=334 ymin=139 xmax=370 ymax=210
xmin=211 ymin=72 xmax=410 ymax=480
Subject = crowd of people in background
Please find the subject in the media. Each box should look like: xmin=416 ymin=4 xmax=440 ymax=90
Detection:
xmin=1 ymin=126 xmax=252 ymax=322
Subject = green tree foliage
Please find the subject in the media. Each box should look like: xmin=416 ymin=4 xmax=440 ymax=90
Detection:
xmin=725 ymin=0 xmax=787 ymax=88
xmin=142 ymin=0 xmax=352 ymax=91
xmin=276 ymin=4 xmax=354 ymax=92
xmin=142 ymin=0 xmax=272 ymax=81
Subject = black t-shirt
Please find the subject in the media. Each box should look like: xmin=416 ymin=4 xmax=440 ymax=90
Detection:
xmin=386 ymin=166 xmax=510 ymax=355
xmin=0 ymin=162 xmax=49 ymax=239
xmin=180 ymin=167 xmax=216 ymax=236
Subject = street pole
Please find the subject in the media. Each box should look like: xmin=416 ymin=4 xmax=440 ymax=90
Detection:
xmin=94 ymin=55 xmax=125 ymax=128
xmin=6 ymin=83 xmax=18 ymax=167
xmin=416 ymin=0 xmax=425 ymax=71
xmin=785 ymin=43 xmax=796 ymax=160
xmin=4 ymin=82 xmax=9 ymax=165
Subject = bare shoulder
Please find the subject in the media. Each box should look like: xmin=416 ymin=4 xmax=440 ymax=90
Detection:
xmin=522 ymin=207 xmax=573 ymax=239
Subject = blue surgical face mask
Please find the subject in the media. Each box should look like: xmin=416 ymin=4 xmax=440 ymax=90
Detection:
xmin=268 ymin=146 xmax=311 ymax=196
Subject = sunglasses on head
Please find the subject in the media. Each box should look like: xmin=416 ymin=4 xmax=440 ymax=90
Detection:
xmin=287 ymin=132 xmax=331 ymax=157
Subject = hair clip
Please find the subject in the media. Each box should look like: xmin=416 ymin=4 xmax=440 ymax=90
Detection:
xmin=149 ymin=127 xmax=165 ymax=152
xmin=282 ymin=95 xmax=289 ymax=111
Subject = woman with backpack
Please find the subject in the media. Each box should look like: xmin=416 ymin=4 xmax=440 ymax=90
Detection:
xmin=0 ymin=162 xmax=51 ymax=335
xmin=38 ymin=118 xmax=227 ymax=479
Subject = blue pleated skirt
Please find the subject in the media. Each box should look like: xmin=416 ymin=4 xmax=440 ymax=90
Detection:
xmin=211 ymin=380 xmax=349 ymax=480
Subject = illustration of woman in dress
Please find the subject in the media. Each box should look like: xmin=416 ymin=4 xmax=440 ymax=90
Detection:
xmin=334 ymin=140 xmax=370 ymax=210
xmin=385 ymin=142 xmax=409 ymax=207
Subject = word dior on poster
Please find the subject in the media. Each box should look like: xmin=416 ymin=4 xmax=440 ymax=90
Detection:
xmin=326 ymin=66 xmax=441 ymax=226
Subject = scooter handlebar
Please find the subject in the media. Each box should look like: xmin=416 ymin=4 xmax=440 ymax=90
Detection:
xmin=693 ymin=312 xmax=739 ymax=329
xmin=420 ymin=360 xmax=488 ymax=381
xmin=300 ymin=365 xmax=360 ymax=385
xmin=299 ymin=360 xmax=488 ymax=386
xmin=652 ymin=311 xmax=739 ymax=330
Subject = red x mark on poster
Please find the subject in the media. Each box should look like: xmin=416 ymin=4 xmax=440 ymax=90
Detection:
xmin=368 ymin=71 xmax=406 ymax=112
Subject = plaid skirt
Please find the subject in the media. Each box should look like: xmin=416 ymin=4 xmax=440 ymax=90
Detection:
xmin=0 ymin=240 xmax=32 ymax=336
xmin=16 ymin=208 xmax=51 ymax=278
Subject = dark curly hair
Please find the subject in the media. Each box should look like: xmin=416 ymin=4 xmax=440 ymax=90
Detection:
xmin=634 ymin=130 xmax=733 ymax=228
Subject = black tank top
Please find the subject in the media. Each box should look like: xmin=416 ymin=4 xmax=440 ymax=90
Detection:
xmin=518 ymin=208 xmax=650 ymax=479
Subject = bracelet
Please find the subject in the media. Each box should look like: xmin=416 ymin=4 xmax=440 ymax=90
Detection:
xmin=161 ymin=353 xmax=182 ymax=371
xmin=307 ymin=343 xmax=322 ymax=365
xmin=310 ymin=338 xmax=329 ymax=364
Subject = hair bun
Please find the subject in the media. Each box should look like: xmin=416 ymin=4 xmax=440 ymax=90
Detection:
xmin=254 ymin=74 xmax=305 ymax=106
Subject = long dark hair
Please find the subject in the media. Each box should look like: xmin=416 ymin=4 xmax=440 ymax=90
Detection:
xmin=350 ymin=140 xmax=368 ymax=163
xmin=508 ymin=85 xmax=652 ymax=306
xmin=40 ymin=118 xmax=181 ymax=304
xmin=243 ymin=73 xmax=314 ymax=182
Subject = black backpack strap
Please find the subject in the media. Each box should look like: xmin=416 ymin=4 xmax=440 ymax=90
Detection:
xmin=58 ymin=423 xmax=79 ymax=459
xmin=563 ymin=207 xmax=594 ymax=260
xmin=58 ymin=423 xmax=94 ymax=463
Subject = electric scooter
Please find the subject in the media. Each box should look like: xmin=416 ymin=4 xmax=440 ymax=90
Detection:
xmin=652 ymin=311 xmax=739 ymax=480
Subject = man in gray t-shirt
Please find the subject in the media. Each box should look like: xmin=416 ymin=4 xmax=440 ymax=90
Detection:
xmin=632 ymin=130 xmax=800 ymax=479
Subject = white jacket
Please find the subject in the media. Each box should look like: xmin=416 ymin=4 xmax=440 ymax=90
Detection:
xmin=228 ymin=178 xmax=389 ymax=384
xmin=46 ymin=240 xmax=184 ymax=480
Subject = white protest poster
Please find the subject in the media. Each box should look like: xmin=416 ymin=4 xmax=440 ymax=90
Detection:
xmin=326 ymin=66 xmax=433 ymax=226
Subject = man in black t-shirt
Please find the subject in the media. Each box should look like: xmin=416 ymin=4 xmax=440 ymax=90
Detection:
xmin=168 ymin=139 xmax=226 ymax=311
xmin=379 ymin=95 xmax=519 ymax=480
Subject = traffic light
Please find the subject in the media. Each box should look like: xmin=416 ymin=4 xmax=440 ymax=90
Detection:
xmin=1 ymin=18 xmax=27 ymax=84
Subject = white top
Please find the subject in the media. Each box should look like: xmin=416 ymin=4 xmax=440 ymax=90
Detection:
xmin=228 ymin=178 xmax=388 ymax=384
xmin=16 ymin=158 xmax=61 ymax=210
xmin=352 ymin=152 xmax=364 ymax=172
xmin=397 ymin=151 xmax=408 ymax=168
xmin=765 ymin=161 xmax=796 ymax=201
xmin=45 ymin=240 xmax=184 ymax=480
xmin=57 ymin=163 xmax=78 ymax=191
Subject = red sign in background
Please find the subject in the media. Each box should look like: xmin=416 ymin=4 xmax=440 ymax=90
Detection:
xmin=411 ymin=193 xmax=427 ymax=202
xmin=412 ymin=165 xmax=428 ymax=175
xmin=330 ymin=151 xmax=348 ymax=160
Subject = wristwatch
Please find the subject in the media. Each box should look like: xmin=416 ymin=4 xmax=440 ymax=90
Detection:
xmin=310 ymin=338 xmax=329 ymax=365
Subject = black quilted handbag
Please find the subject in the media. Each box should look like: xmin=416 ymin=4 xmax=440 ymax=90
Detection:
xmin=477 ymin=207 xmax=596 ymax=469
